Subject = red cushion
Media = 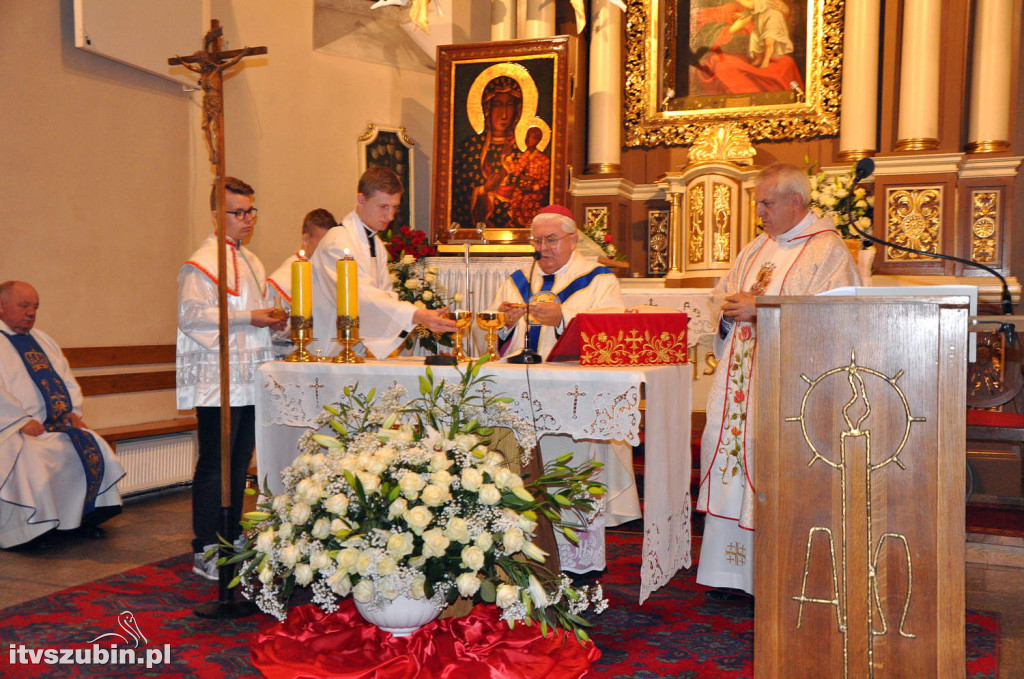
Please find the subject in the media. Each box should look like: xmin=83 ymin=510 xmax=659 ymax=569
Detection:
xmin=967 ymin=409 xmax=1024 ymax=429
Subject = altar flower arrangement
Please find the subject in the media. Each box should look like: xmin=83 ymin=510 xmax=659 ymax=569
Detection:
xmin=389 ymin=254 xmax=453 ymax=353
xmin=385 ymin=224 xmax=436 ymax=260
xmin=580 ymin=210 xmax=626 ymax=262
xmin=807 ymin=164 xmax=874 ymax=248
xmin=232 ymin=360 xmax=609 ymax=640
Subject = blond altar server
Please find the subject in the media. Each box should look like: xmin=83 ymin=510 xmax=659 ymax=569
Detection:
xmin=696 ymin=163 xmax=860 ymax=598
xmin=0 ymin=281 xmax=125 ymax=548
xmin=491 ymin=205 xmax=625 ymax=359
xmin=311 ymin=166 xmax=454 ymax=358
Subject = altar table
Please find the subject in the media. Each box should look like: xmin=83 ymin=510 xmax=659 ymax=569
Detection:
xmin=255 ymin=358 xmax=692 ymax=603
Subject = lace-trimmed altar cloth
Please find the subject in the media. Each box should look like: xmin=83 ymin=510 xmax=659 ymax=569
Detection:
xmin=255 ymin=358 xmax=691 ymax=603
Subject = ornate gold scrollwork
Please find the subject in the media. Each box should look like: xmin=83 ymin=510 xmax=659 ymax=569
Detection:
xmin=885 ymin=187 xmax=942 ymax=260
xmin=688 ymin=185 xmax=705 ymax=264
xmin=970 ymin=190 xmax=1000 ymax=264
xmin=712 ymin=183 xmax=732 ymax=263
xmin=647 ymin=209 xmax=670 ymax=275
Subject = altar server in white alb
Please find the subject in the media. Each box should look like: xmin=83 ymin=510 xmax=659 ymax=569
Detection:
xmin=491 ymin=204 xmax=625 ymax=358
xmin=0 ymin=281 xmax=125 ymax=548
xmin=696 ymin=163 xmax=860 ymax=599
xmin=176 ymin=177 xmax=285 ymax=580
xmin=267 ymin=208 xmax=339 ymax=305
xmin=311 ymin=165 xmax=455 ymax=358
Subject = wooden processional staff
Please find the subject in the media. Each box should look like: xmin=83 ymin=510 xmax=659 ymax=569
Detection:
xmin=168 ymin=20 xmax=267 ymax=620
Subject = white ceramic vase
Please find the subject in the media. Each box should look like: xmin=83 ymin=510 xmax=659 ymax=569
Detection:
xmin=354 ymin=595 xmax=441 ymax=636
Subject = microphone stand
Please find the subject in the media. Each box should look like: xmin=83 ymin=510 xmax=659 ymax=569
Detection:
xmin=508 ymin=252 xmax=544 ymax=364
xmin=847 ymin=158 xmax=1016 ymax=345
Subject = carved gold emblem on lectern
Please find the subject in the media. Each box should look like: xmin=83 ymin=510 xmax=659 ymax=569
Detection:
xmin=784 ymin=351 xmax=926 ymax=678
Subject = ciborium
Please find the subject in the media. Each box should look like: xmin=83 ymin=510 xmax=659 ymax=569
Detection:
xmin=475 ymin=311 xmax=506 ymax=362
xmin=443 ymin=310 xmax=474 ymax=362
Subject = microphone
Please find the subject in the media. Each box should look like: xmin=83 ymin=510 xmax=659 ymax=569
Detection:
xmin=844 ymin=158 xmax=1016 ymax=343
xmin=507 ymin=252 xmax=544 ymax=365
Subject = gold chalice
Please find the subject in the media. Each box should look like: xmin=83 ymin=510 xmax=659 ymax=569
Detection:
xmin=475 ymin=311 xmax=506 ymax=362
xmin=443 ymin=310 xmax=474 ymax=362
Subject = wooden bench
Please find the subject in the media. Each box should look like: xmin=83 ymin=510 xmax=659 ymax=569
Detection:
xmin=64 ymin=344 xmax=196 ymax=449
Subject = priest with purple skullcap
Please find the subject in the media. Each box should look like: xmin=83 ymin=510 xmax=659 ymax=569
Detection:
xmin=489 ymin=204 xmax=625 ymax=359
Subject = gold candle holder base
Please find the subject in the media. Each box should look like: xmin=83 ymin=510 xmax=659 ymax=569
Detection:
xmin=333 ymin=315 xmax=364 ymax=363
xmin=475 ymin=311 xmax=506 ymax=362
xmin=285 ymin=316 xmax=317 ymax=362
xmin=443 ymin=310 xmax=474 ymax=362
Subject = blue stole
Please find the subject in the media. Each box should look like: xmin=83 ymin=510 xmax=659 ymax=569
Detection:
xmin=510 ymin=265 xmax=613 ymax=352
xmin=2 ymin=332 xmax=105 ymax=513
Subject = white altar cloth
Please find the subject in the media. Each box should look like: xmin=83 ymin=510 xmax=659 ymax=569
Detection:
xmin=255 ymin=358 xmax=692 ymax=603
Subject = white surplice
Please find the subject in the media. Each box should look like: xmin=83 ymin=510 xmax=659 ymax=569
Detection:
xmin=0 ymin=321 xmax=125 ymax=548
xmin=311 ymin=212 xmax=416 ymax=359
xmin=176 ymin=235 xmax=276 ymax=409
xmin=267 ymin=251 xmax=300 ymax=305
xmin=695 ymin=213 xmax=860 ymax=594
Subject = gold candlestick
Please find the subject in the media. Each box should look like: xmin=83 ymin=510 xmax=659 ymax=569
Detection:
xmin=475 ymin=311 xmax=506 ymax=362
xmin=333 ymin=315 xmax=364 ymax=363
xmin=443 ymin=310 xmax=474 ymax=362
xmin=285 ymin=315 xmax=316 ymax=362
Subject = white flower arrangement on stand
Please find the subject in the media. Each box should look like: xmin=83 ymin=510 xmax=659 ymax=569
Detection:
xmin=230 ymin=359 xmax=609 ymax=640
xmin=389 ymin=254 xmax=454 ymax=354
xmin=807 ymin=165 xmax=874 ymax=247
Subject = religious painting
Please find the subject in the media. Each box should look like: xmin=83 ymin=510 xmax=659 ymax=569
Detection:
xmin=433 ymin=38 xmax=572 ymax=245
xmin=624 ymin=0 xmax=843 ymax=146
xmin=358 ymin=123 xmax=416 ymax=231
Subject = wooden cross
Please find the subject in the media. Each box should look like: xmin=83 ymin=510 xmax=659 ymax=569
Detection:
xmin=166 ymin=23 xmax=267 ymax=583
xmin=168 ymin=20 xmax=266 ymax=168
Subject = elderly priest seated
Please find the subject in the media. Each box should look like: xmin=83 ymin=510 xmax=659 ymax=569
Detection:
xmin=0 ymin=281 xmax=124 ymax=548
xmin=491 ymin=205 xmax=625 ymax=358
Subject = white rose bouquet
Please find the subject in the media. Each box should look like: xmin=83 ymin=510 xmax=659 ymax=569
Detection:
xmin=808 ymin=164 xmax=874 ymax=248
xmin=389 ymin=254 xmax=454 ymax=353
xmin=231 ymin=359 xmax=609 ymax=640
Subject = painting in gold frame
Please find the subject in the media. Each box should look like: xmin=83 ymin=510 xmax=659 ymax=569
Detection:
xmin=624 ymin=0 xmax=843 ymax=146
xmin=432 ymin=38 xmax=573 ymax=245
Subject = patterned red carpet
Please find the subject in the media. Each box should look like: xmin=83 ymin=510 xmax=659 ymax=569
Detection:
xmin=0 ymin=531 xmax=1000 ymax=678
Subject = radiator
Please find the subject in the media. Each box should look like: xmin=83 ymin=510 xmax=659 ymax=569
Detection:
xmin=115 ymin=432 xmax=197 ymax=496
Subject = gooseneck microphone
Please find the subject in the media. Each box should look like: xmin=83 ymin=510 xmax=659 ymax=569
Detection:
xmin=508 ymin=251 xmax=545 ymax=365
xmin=846 ymin=158 xmax=1014 ymax=322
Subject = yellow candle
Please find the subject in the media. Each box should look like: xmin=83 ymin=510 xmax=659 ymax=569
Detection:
xmin=291 ymin=254 xmax=312 ymax=318
xmin=336 ymin=252 xmax=359 ymax=317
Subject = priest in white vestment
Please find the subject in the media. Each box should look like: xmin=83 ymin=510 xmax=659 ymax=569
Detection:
xmin=488 ymin=205 xmax=635 ymax=572
xmin=311 ymin=166 xmax=455 ymax=359
xmin=490 ymin=205 xmax=625 ymax=359
xmin=696 ymin=163 xmax=860 ymax=597
xmin=0 ymin=281 xmax=124 ymax=548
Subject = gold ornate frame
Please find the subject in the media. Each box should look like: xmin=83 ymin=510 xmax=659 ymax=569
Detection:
xmin=432 ymin=38 xmax=571 ymax=245
xmin=358 ymin=123 xmax=416 ymax=230
xmin=624 ymin=0 xmax=844 ymax=146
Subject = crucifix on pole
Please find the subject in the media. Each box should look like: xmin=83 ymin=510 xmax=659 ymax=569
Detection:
xmin=169 ymin=20 xmax=267 ymax=620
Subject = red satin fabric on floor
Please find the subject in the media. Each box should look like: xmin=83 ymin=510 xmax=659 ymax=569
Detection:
xmin=251 ymin=600 xmax=600 ymax=678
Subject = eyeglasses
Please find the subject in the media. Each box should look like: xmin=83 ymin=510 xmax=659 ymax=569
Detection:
xmin=528 ymin=233 xmax=573 ymax=248
xmin=226 ymin=207 xmax=259 ymax=220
